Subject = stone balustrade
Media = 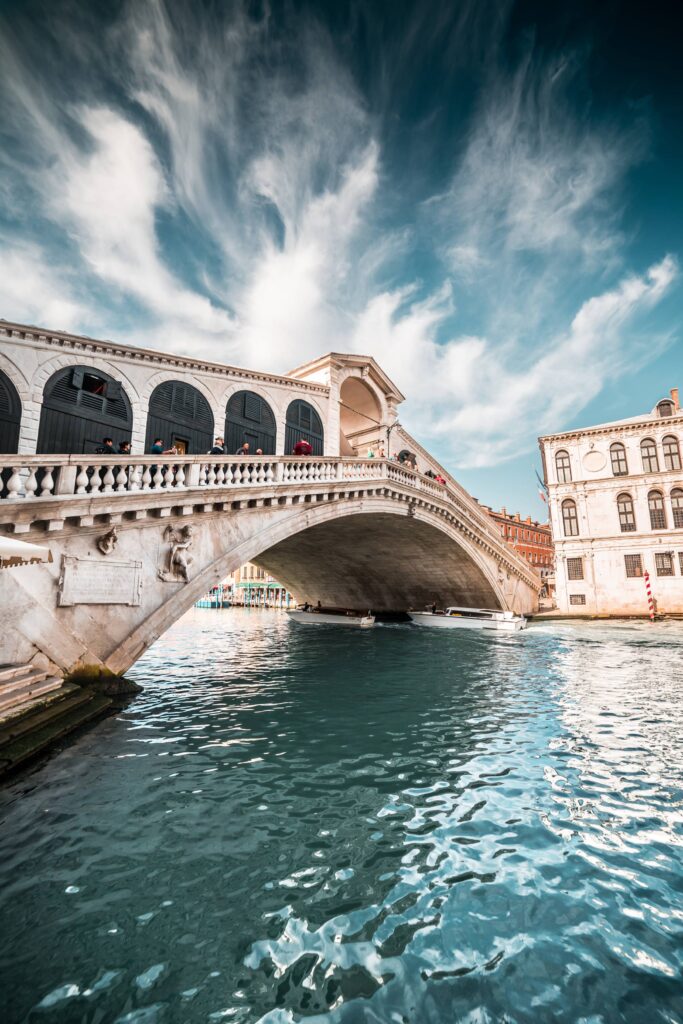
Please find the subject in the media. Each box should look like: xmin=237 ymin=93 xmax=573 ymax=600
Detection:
xmin=0 ymin=455 xmax=445 ymax=501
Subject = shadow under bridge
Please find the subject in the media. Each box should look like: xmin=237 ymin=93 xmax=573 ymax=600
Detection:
xmin=254 ymin=511 xmax=503 ymax=612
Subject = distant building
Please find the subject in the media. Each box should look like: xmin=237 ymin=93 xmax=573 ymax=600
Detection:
xmin=230 ymin=563 xmax=293 ymax=608
xmin=539 ymin=387 xmax=683 ymax=616
xmin=481 ymin=507 xmax=554 ymax=581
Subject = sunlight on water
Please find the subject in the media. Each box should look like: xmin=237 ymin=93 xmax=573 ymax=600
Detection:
xmin=1 ymin=610 xmax=682 ymax=1023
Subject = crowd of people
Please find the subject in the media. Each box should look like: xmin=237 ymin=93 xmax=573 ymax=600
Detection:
xmin=91 ymin=434 xmax=448 ymax=486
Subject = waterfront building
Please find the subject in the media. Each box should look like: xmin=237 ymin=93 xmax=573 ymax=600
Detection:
xmin=481 ymin=506 xmax=554 ymax=581
xmin=229 ymin=563 xmax=293 ymax=608
xmin=539 ymin=388 xmax=683 ymax=615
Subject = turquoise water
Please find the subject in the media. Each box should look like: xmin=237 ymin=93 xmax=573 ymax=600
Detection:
xmin=1 ymin=610 xmax=682 ymax=1024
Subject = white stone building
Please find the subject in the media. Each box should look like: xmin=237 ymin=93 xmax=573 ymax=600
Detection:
xmin=539 ymin=388 xmax=683 ymax=616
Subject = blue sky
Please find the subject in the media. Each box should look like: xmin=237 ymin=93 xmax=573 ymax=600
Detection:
xmin=0 ymin=0 xmax=681 ymax=516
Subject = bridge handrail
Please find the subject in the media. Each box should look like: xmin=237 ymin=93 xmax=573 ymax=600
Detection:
xmin=0 ymin=454 xmax=539 ymax=587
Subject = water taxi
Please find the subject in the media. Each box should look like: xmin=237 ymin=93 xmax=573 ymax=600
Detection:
xmin=409 ymin=606 xmax=526 ymax=632
xmin=286 ymin=608 xmax=375 ymax=628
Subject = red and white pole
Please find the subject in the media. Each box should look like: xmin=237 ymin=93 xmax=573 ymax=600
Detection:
xmin=644 ymin=570 xmax=655 ymax=622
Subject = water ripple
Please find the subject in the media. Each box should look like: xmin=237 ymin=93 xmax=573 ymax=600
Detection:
xmin=0 ymin=611 xmax=682 ymax=1023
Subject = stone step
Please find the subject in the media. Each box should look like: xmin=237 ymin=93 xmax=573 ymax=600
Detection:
xmin=0 ymin=663 xmax=36 ymax=685
xmin=0 ymin=685 xmax=113 ymax=777
xmin=0 ymin=671 xmax=61 ymax=715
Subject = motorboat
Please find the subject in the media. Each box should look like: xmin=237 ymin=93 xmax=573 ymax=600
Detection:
xmin=408 ymin=606 xmax=526 ymax=632
xmin=286 ymin=608 xmax=375 ymax=628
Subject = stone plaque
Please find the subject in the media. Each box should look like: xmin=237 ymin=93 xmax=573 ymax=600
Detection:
xmin=58 ymin=556 xmax=142 ymax=607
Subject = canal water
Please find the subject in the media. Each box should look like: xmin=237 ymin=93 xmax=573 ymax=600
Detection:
xmin=1 ymin=610 xmax=682 ymax=1024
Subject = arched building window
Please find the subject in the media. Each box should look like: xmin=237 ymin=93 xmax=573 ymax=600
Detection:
xmin=225 ymin=391 xmax=276 ymax=454
xmin=617 ymin=493 xmax=636 ymax=533
xmin=285 ymin=400 xmax=324 ymax=456
xmin=663 ymin=435 xmax=681 ymax=472
xmin=37 ymin=366 xmax=132 ymax=454
xmin=671 ymin=488 xmax=683 ymax=528
xmin=555 ymin=450 xmax=572 ymax=483
xmin=561 ymin=499 xmax=579 ymax=537
xmin=648 ymin=490 xmax=666 ymax=530
xmin=145 ymin=381 xmax=214 ymax=454
xmin=641 ymin=438 xmax=659 ymax=473
xmin=0 ymin=369 xmax=21 ymax=454
xmin=610 ymin=442 xmax=628 ymax=477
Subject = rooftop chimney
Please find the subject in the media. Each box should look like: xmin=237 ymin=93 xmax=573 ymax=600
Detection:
xmin=671 ymin=387 xmax=680 ymax=410
xmin=500 ymin=506 xmax=507 ymax=517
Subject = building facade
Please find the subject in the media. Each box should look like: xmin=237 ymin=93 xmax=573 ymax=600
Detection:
xmin=482 ymin=507 xmax=554 ymax=580
xmin=229 ymin=563 xmax=293 ymax=608
xmin=539 ymin=388 xmax=683 ymax=616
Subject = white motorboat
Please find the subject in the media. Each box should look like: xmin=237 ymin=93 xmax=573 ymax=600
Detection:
xmin=409 ymin=606 xmax=526 ymax=632
xmin=287 ymin=609 xmax=375 ymax=628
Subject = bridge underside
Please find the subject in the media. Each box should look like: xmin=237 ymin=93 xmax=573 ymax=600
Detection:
xmin=256 ymin=513 xmax=502 ymax=612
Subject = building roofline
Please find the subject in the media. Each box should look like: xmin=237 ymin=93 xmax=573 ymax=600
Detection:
xmin=0 ymin=319 xmax=330 ymax=394
xmin=539 ymin=410 xmax=683 ymax=444
xmin=288 ymin=352 xmax=406 ymax=403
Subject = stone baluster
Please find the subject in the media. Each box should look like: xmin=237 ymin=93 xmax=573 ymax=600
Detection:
xmin=5 ymin=465 xmax=23 ymax=500
xmin=101 ymin=464 xmax=115 ymax=494
xmin=206 ymin=464 xmax=216 ymax=487
xmin=89 ymin=467 xmax=102 ymax=494
xmin=240 ymin=464 xmax=250 ymax=485
xmin=256 ymin=462 xmax=265 ymax=484
xmin=163 ymin=464 xmax=175 ymax=489
xmin=75 ymin=466 xmax=89 ymax=494
xmin=129 ymin=464 xmax=142 ymax=491
xmin=265 ymin=462 xmax=274 ymax=484
xmin=116 ymin=465 xmax=129 ymax=491
xmin=141 ymin=465 xmax=152 ymax=490
xmin=25 ymin=466 xmax=38 ymax=498
xmin=276 ymin=461 xmax=285 ymax=483
xmin=152 ymin=464 xmax=164 ymax=490
xmin=40 ymin=466 xmax=55 ymax=496
xmin=175 ymin=464 xmax=186 ymax=489
xmin=215 ymin=465 xmax=225 ymax=487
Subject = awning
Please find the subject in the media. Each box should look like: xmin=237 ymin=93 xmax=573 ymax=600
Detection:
xmin=0 ymin=537 xmax=53 ymax=570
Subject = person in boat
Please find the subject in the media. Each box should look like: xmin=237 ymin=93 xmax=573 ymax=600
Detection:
xmin=302 ymin=601 xmax=311 ymax=611
xmin=431 ymin=601 xmax=437 ymax=614
xmin=316 ymin=600 xmax=322 ymax=611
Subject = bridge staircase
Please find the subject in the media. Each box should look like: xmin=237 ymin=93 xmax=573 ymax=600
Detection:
xmin=0 ymin=664 xmax=112 ymax=778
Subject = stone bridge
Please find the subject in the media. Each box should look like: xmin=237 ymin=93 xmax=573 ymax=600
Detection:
xmin=0 ymin=454 xmax=540 ymax=675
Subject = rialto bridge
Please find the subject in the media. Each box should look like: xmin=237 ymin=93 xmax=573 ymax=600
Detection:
xmin=0 ymin=321 xmax=541 ymax=678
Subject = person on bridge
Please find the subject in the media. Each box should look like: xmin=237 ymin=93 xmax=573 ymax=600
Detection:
xmin=293 ymin=438 xmax=312 ymax=456
xmin=118 ymin=440 xmax=131 ymax=456
xmin=209 ymin=437 xmax=226 ymax=455
xmin=235 ymin=442 xmax=250 ymax=456
xmin=95 ymin=437 xmax=115 ymax=455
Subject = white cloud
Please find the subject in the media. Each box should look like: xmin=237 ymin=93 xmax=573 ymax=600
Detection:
xmin=0 ymin=240 xmax=85 ymax=331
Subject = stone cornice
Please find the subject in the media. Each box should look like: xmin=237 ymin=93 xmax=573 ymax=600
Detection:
xmin=539 ymin=413 xmax=683 ymax=445
xmin=0 ymin=320 xmax=330 ymax=395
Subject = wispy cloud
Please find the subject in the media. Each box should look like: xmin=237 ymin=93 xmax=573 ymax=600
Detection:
xmin=0 ymin=0 xmax=677 ymax=475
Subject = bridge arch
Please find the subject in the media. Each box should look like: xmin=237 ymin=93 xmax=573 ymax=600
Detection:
xmin=0 ymin=368 xmax=22 ymax=454
xmin=37 ymin=365 xmax=134 ymax=454
xmin=145 ymin=380 xmax=215 ymax=455
xmin=339 ymin=375 xmax=384 ymax=455
xmin=225 ymin=389 xmax=277 ymax=455
xmin=108 ymin=497 xmax=510 ymax=675
xmin=285 ymin=399 xmax=324 ymax=455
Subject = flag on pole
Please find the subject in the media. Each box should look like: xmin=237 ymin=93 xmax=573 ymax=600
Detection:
xmin=535 ymin=468 xmax=548 ymax=503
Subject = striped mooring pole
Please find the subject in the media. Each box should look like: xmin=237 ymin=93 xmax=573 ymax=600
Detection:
xmin=644 ymin=570 xmax=655 ymax=622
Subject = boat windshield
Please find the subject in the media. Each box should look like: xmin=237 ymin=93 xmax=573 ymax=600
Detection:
xmin=445 ymin=607 xmax=495 ymax=619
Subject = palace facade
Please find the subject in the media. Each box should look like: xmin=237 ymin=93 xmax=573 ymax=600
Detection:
xmin=481 ymin=506 xmax=554 ymax=580
xmin=539 ymin=388 xmax=683 ymax=616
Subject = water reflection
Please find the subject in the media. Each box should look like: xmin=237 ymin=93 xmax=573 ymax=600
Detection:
xmin=0 ymin=611 xmax=681 ymax=1024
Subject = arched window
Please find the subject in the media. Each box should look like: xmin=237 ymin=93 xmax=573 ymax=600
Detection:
xmin=0 ymin=369 xmax=21 ymax=454
xmin=617 ymin=493 xmax=636 ymax=533
xmin=641 ymin=438 xmax=659 ymax=473
xmin=555 ymin=450 xmax=572 ymax=483
xmin=671 ymin=488 xmax=683 ymax=528
xmin=648 ymin=490 xmax=666 ymax=530
xmin=37 ymin=365 xmax=132 ymax=454
xmin=610 ymin=442 xmax=628 ymax=477
xmin=657 ymin=400 xmax=674 ymax=418
xmin=663 ymin=435 xmax=681 ymax=472
xmin=225 ymin=391 xmax=276 ymax=455
xmin=561 ymin=499 xmax=579 ymax=537
xmin=285 ymin=400 xmax=324 ymax=456
xmin=145 ymin=381 xmax=214 ymax=454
